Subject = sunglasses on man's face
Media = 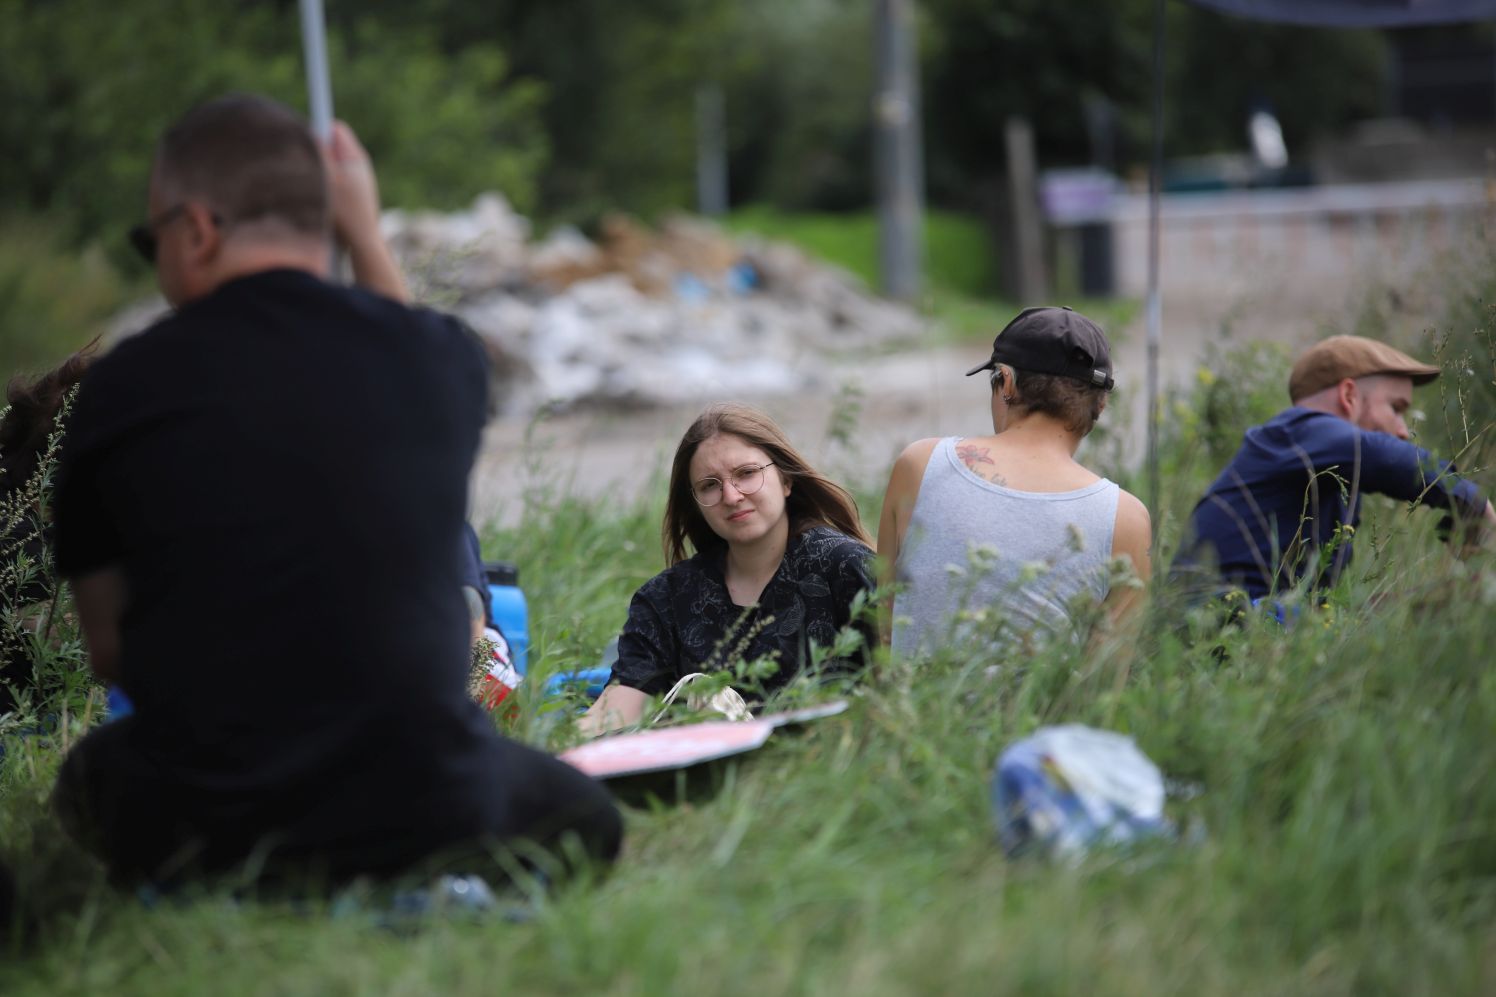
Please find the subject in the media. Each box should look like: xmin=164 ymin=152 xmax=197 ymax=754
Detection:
xmin=127 ymin=204 xmax=186 ymax=264
xmin=127 ymin=204 xmax=221 ymax=264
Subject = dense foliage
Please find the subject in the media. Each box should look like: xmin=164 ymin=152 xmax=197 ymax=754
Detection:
xmin=2 ymin=0 xmax=1421 ymax=243
xmin=0 ymin=0 xmax=547 ymax=374
xmin=0 ymin=0 xmax=546 ymax=248
xmin=921 ymin=0 xmax=1387 ymax=204
xmin=0 ymin=0 xmax=1451 ymax=377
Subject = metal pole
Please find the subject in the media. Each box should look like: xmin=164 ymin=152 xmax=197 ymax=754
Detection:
xmin=298 ymin=0 xmax=338 ymax=276
xmin=695 ymin=84 xmax=729 ymax=217
xmin=874 ymin=0 xmax=924 ymax=302
xmin=1145 ymin=0 xmax=1166 ymax=518
xmin=299 ymin=0 xmax=334 ymax=141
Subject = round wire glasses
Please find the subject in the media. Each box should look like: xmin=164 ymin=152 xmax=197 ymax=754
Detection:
xmin=692 ymin=462 xmax=777 ymax=507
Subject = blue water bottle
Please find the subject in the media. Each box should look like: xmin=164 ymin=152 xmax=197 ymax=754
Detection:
xmin=483 ymin=561 xmax=529 ymax=676
xmin=106 ymin=686 xmax=134 ymax=720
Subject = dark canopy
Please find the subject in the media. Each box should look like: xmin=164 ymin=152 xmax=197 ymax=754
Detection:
xmin=1186 ymin=0 xmax=1496 ymax=27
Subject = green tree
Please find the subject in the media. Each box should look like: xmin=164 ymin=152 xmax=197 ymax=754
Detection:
xmin=922 ymin=0 xmax=1152 ymax=202
xmin=721 ymin=0 xmax=876 ymax=211
xmin=397 ymin=0 xmax=878 ymax=220
xmin=1166 ymin=8 xmax=1386 ymax=160
xmin=325 ymin=22 xmax=548 ymax=218
xmin=471 ymin=0 xmax=743 ymax=221
xmin=0 ymin=0 xmax=547 ymax=251
xmin=920 ymin=0 xmax=1389 ymax=206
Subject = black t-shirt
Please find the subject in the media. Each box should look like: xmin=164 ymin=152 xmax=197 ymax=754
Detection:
xmin=459 ymin=521 xmax=494 ymax=630
xmin=610 ymin=525 xmax=876 ymax=697
xmin=53 ymin=270 xmax=516 ymax=877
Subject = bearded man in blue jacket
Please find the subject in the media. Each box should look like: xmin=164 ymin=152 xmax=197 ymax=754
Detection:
xmin=1174 ymin=335 xmax=1495 ymax=601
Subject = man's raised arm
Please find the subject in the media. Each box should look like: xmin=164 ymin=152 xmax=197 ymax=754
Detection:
xmin=322 ymin=121 xmax=409 ymax=304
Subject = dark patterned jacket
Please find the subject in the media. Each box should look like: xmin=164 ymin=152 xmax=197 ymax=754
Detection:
xmin=609 ymin=525 xmax=876 ymax=697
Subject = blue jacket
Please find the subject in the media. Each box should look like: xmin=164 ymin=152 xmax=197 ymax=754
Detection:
xmin=1174 ymin=407 xmax=1486 ymax=599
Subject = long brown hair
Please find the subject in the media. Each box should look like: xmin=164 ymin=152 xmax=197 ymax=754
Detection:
xmin=0 ymin=345 xmax=96 ymax=494
xmin=661 ymin=403 xmax=873 ymax=565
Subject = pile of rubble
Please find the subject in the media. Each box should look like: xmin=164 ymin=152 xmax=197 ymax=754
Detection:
xmin=107 ymin=193 xmax=924 ymax=414
xmin=383 ymin=194 xmax=922 ymax=412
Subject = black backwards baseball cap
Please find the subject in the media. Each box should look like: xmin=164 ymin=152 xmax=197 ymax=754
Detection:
xmin=964 ymin=306 xmax=1115 ymax=391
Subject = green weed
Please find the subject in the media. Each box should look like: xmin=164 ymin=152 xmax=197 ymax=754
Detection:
xmin=4 ymin=246 xmax=1496 ymax=997
xmin=4 ymin=450 xmax=1496 ymax=995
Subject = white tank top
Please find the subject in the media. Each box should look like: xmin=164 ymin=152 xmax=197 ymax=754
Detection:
xmin=890 ymin=437 xmax=1120 ymax=657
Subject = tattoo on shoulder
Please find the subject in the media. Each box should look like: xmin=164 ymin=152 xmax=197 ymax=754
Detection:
xmin=956 ymin=441 xmax=1008 ymax=485
xmin=956 ymin=442 xmax=994 ymax=468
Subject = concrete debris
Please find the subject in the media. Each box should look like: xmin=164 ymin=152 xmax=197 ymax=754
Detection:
xmin=110 ymin=192 xmax=924 ymax=414
xmin=384 ymin=193 xmax=533 ymax=297
xmin=526 ymin=225 xmax=606 ymax=285
xmin=383 ymin=194 xmax=923 ymax=412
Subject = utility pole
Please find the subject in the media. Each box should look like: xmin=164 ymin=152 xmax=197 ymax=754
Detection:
xmin=1145 ymin=0 xmax=1165 ymax=518
xmin=874 ymin=0 xmax=924 ymax=302
xmin=695 ymin=84 xmax=728 ymax=217
xmin=1004 ymin=117 xmax=1046 ymax=303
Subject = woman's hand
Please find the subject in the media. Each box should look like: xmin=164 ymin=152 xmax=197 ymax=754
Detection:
xmin=578 ymin=685 xmax=650 ymax=738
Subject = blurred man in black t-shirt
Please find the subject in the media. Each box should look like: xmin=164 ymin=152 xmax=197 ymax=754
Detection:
xmin=51 ymin=94 xmax=620 ymax=888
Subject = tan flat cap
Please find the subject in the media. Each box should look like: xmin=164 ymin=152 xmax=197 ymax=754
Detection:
xmin=1288 ymin=335 xmax=1441 ymax=401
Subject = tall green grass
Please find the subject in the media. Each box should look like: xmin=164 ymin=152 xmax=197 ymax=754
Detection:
xmin=3 ymin=242 xmax=1496 ymax=996
xmin=4 ymin=487 xmax=1494 ymax=994
xmin=725 ymin=204 xmax=998 ymax=301
xmin=723 ymin=206 xmax=1139 ymax=352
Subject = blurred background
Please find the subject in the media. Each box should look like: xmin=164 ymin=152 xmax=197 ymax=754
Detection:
xmin=4 ymin=0 xmax=1495 ymax=518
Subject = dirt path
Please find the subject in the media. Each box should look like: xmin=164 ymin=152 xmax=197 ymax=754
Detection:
xmin=470 ymin=293 xmax=1342 ymax=528
xmin=470 ymin=343 xmax=977 ymax=526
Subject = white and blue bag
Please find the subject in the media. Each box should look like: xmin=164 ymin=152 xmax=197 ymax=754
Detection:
xmin=992 ymin=724 xmax=1172 ymax=858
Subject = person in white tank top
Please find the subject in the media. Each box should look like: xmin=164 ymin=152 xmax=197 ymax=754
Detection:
xmin=877 ymin=307 xmax=1152 ymax=655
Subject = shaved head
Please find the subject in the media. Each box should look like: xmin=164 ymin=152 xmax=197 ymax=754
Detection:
xmin=154 ymin=94 xmax=328 ymax=241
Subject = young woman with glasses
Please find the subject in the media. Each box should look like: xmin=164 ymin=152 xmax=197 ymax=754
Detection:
xmin=579 ymin=403 xmax=876 ymax=736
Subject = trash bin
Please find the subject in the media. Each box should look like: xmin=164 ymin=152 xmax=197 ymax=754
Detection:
xmin=1040 ymin=168 xmax=1119 ymax=297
